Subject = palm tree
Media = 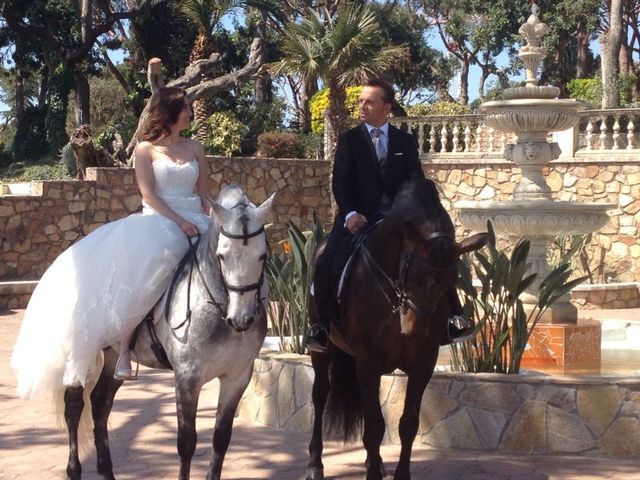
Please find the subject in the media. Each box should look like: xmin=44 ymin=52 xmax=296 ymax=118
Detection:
xmin=179 ymin=0 xmax=238 ymax=141
xmin=273 ymin=4 xmax=406 ymax=153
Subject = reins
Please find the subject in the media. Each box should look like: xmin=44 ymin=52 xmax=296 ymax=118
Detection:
xmin=169 ymin=215 xmax=268 ymax=331
xmin=359 ymin=230 xmax=457 ymax=318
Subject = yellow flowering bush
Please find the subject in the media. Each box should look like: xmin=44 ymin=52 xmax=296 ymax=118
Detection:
xmin=309 ymin=86 xmax=363 ymax=134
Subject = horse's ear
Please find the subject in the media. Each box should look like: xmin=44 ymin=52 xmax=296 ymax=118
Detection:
xmin=456 ymin=232 xmax=491 ymax=255
xmin=209 ymin=198 xmax=230 ymax=224
xmin=256 ymin=192 xmax=276 ymax=224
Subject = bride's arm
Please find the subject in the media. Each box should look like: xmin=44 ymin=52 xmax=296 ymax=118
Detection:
xmin=195 ymin=142 xmax=212 ymax=214
xmin=135 ymin=142 xmax=199 ymax=237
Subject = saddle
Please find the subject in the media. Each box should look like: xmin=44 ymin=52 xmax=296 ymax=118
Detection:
xmin=329 ymin=221 xmax=380 ymax=305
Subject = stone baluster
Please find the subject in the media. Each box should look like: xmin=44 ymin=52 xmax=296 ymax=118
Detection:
xmin=500 ymin=132 xmax=507 ymax=152
xmin=416 ymin=121 xmax=425 ymax=155
xmin=476 ymin=123 xmax=483 ymax=152
xmin=627 ymin=118 xmax=635 ymax=150
xmin=612 ymin=115 xmax=621 ymax=150
xmin=429 ymin=121 xmax=436 ymax=152
xmin=452 ymin=122 xmax=460 ymax=152
xmin=441 ymin=120 xmax=448 ymax=152
xmin=488 ymin=127 xmax=495 ymax=152
xmin=585 ymin=118 xmax=594 ymax=150
xmin=599 ymin=116 xmax=608 ymax=150
xmin=464 ymin=124 xmax=471 ymax=152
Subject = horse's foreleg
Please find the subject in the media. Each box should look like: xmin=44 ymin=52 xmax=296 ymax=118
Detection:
xmin=205 ymin=370 xmax=251 ymax=480
xmin=175 ymin=376 xmax=203 ymax=480
xmin=64 ymin=386 xmax=85 ymax=480
xmin=91 ymin=349 xmax=123 ymax=480
xmin=306 ymin=351 xmax=330 ymax=480
xmin=394 ymin=371 xmax=431 ymax=480
xmin=357 ymin=363 xmax=386 ymax=480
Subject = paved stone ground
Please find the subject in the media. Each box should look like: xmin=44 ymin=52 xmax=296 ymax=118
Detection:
xmin=1 ymin=309 xmax=639 ymax=480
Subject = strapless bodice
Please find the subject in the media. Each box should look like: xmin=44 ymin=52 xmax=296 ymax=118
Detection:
xmin=143 ymin=158 xmax=202 ymax=213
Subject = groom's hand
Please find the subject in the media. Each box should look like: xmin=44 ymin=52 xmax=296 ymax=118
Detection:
xmin=346 ymin=214 xmax=367 ymax=234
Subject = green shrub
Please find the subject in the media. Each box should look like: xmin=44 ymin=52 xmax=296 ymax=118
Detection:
xmin=299 ymin=133 xmax=323 ymax=160
xmin=257 ymin=132 xmax=305 ymax=158
xmin=566 ymin=78 xmax=600 ymax=107
xmin=450 ymin=222 xmax=587 ymax=374
xmin=199 ymin=111 xmax=247 ymax=156
xmin=406 ymin=102 xmax=470 ymax=116
xmin=0 ymin=158 xmax=71 ymax=182
xmin=266 ymin=215 xmax=325 ymax=354
xmin=567 ymin=74 xmax=637 ymax=108
xmin=309 ymin=86 xmax=362 ymax=134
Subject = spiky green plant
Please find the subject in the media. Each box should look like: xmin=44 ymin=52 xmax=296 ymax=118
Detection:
xmin=451 ymin=222 xmax=588 ymax=374
xmin=266 ymin=214 xmax=325 ymax=354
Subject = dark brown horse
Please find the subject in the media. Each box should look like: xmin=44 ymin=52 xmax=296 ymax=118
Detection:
xmin=306 ymin=178 xmax=489 ymax=480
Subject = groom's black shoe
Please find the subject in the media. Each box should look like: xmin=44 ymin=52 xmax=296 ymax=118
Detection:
xmin=441 ymin=316 xmax=475 ymax=346
xmin=306 ymin=324 xmax=329 ymax=353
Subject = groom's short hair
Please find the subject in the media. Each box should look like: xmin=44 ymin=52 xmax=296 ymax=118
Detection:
xmin=365 ymin=78 xmax=395 ymax=105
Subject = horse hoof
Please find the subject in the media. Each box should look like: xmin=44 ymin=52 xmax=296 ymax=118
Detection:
xmin=380 ymin=461 xmax=387 ymax=477
xmin=305 ymin=467 xmax=325 ymax=480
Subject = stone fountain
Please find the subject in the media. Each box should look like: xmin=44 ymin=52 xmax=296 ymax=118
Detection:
xmin=454 ymin=4 xmax=614 ymax=367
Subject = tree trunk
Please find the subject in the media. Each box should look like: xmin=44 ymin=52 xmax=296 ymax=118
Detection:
xmin=300 ymin=76 xmax=317 ymax=134
xmin=600 ymin=0 xmax=624 ymax=109
xmin=327 ymin=76 xmax=348 ymax=148
xmin=15 ymin=65 xmax=25 ymax=126
xmin=576 ymin=29 xmax=590 ymax=78
xmin=74 ymin=72 xmax=91 ymax=125
xmin=478 ymin=65 xmax=489 ymax=101
xmin=458 ymin=58 xmax=469 ymax=106
xmin=254 ymin=9 xmax=271 ymax=106
xmin=619 ymin=39 xmax=632 ymax=76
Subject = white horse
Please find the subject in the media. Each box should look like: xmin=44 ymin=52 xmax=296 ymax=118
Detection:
xmin=63 ymin=184 xmax=275 ymax=480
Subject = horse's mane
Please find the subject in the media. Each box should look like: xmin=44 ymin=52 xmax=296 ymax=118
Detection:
xmin=387 ymin=178 xmax=456 ymax=267
xmin=388 ymin=178 xmax=453 ymax=233
xmin=217 ymin=183 xmax=249 ymax=209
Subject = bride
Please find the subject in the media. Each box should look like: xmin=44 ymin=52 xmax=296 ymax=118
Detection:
xmin=12 ymin=86 xmax=212 ymax=396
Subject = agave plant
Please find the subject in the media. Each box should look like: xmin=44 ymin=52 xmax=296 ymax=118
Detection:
xmin=450 ymin=222 xmax=588 ymax=374
xmin=266 ymin=214 xmax=325 ymax=353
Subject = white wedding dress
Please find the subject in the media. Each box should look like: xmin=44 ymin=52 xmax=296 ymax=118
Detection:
xmin=11 ymin=158 xmax=211 ymax=399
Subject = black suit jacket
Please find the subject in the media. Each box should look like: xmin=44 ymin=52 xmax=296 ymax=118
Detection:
xmin=332 ymin=122 xmax=425 ymax=225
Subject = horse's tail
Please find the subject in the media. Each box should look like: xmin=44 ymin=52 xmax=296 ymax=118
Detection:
xmin=325 ymin=348 xmax=363 ymax=443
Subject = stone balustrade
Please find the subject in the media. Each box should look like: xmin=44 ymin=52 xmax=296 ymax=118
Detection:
xmin=386 ymin=109 xmax=640 ymax=162
xmin=238 ymin=353 xmax=640 ymax=458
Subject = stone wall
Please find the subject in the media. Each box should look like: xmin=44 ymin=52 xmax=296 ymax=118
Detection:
xmin=1 ymin=156 xmax=638 ymax=286
xmin=238 ymin=353 xmax=640 ymax=458
xmin=0 ymin=158 xmax=330 ymax=284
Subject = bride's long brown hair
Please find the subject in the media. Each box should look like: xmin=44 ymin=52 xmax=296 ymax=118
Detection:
xmin=140 ymin=87 xmax=188 ymax=142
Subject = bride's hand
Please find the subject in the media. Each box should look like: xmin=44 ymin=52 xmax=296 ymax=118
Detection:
xmin=179 ymin=219 xmax=199 ymax=237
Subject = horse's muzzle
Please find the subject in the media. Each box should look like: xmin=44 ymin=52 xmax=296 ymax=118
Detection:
xmin=226 ymin=313 xmax=255 ymax=332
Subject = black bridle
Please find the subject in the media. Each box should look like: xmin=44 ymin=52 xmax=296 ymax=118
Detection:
xmin=359 ymin=231 xmax=457 ymax=319
xmin=170 ymin=205 xmax=267 ymax=330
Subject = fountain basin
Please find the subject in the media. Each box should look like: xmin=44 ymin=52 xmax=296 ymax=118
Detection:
xmin=455 ymin=200 xmax=614 ymax=237
xmin=481 ymin=98 xmax=588 ymax=135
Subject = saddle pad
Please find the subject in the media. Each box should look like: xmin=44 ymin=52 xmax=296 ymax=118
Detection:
xmin=332 ymin=220 xmax=382 ymax=303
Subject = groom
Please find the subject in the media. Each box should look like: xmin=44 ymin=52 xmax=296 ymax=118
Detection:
xmin=307 ymin=78 xmax=473 ymax=352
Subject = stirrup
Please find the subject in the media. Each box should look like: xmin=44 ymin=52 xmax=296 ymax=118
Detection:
xmin=114 ymin=353 xmax=139 ymax=381
xmin=441 ymin=315 xmax=475 ymax=345
xmin=306 ymin=325 xmax=329 ymax=353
